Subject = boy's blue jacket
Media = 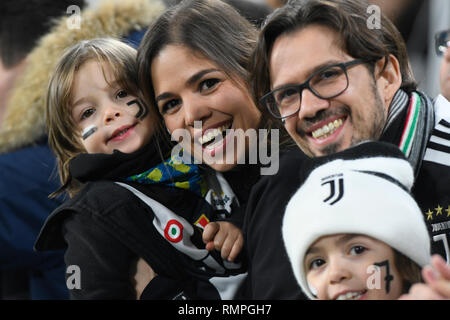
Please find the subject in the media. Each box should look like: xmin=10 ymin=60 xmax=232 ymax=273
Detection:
xmin=0 ymin=139 xmax=68 ymax=299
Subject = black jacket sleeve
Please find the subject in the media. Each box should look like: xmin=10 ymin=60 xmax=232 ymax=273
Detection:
xmin=62 ymin=210 xmax=138 ymax=299
xmin=242 ymin=148 xmax=309 ymax=300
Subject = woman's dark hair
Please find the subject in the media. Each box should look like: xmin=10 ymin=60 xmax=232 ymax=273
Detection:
xmin=138 ymin=0 xmax=256 ymax=113
xmin=250 ymin=0 xmax=417 ymax=117
xmin=137 ymin=0 xmax=292 ymax=147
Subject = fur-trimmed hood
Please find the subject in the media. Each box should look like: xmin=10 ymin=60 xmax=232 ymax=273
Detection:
xmin=0 ymin=0 xmax=164 ymax=153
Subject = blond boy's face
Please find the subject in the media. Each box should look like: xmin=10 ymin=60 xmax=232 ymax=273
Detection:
xmin=71 ymin=60 xmax=154 ymax=154
xmin=304 ymin=234 xmax=404 ymax=300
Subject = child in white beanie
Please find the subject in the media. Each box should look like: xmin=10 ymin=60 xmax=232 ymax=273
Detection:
xmin=282 ymin=141 xmax=449 ymax=300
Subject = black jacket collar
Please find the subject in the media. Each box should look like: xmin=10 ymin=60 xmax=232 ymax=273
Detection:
xmin=69 ymin=140 xmax=169 ymax=183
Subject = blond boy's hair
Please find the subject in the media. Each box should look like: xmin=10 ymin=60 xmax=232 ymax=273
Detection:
xmin=46 ymin=38 xmax=158 ymax=197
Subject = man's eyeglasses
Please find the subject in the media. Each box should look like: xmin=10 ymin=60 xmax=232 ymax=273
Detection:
xmin=435 ymin=28 xmax=450 ymax=56
xmin=260 ymin=59 xmax=368 ymax=120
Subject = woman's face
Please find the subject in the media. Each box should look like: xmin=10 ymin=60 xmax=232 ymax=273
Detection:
xmin=151 ymin=45 xmax=261 ymax=172
xmin=304 ymin=234 xmax=404 ymax=300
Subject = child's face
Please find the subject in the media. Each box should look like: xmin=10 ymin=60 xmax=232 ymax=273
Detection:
xmin=304 ymin=234 xmax=404 ymax=300
xmin=71 ymin=60 xmax=154 ymax=154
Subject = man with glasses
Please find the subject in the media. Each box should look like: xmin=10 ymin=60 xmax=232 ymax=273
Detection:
xmin=437 ymin=29 xmax=450 ymax=101
xmin=242 ymin=0 xmax=450 ymax=299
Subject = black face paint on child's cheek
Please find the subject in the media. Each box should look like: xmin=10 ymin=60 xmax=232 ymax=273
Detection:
xmin=82 ymin=125 xmax=98 ymax=140
xmin=374 ymin=260 xmax=394 ymax=294
xmin=127 ymin=99 xmax=148 ymax=120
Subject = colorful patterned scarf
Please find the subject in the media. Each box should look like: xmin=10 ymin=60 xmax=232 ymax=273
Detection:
xmin=126 ymin=151 xmax=207 ymax=197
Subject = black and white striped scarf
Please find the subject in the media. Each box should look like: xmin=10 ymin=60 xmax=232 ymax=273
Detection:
xmin=380 ymin=89 xmax=435 ymax=177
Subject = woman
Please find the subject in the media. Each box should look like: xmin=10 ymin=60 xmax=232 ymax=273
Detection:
xmin=137 ymin=0 xmax=290 ymax=220
xmin=137 ymin=0 xmax=294 ymax=299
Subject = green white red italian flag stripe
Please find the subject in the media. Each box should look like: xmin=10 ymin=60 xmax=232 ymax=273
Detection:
xmin=399 ymin=92 xmax=420 ymax=157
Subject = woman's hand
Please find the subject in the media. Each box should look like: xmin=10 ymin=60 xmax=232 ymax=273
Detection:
xmin=398 ymin=255 xmax=450 ymax=300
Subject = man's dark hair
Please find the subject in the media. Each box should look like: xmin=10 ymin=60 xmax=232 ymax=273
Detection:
xmin=0 ymin=0 xmax=86 ymax=68
xmin=250 ymin=0 xmax=417 ymax=113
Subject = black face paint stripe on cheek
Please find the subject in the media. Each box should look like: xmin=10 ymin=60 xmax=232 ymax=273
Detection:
xmin=127 ymin=99 xmax=148 ymax=120
xmin=374 ymin=260 xmax=394 ymax=293
xmin=82 ymin=125 xmax=97 ymax=140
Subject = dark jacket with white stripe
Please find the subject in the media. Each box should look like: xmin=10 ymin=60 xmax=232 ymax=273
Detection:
xmin=34 ymin=142 xmax=250 ymax=299
xmin=412 ymin=95 xmax=450 ymax=261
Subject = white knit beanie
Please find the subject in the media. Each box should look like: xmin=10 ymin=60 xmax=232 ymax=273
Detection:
xmin=282 ymin=142 xmax=431 ymax=300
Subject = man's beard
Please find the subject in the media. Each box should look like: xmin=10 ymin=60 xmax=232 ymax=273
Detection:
xmin=321 ymin=142 xmax=341 ymax=156
xmin=299 ymin=82 xmax=387 ymax=157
